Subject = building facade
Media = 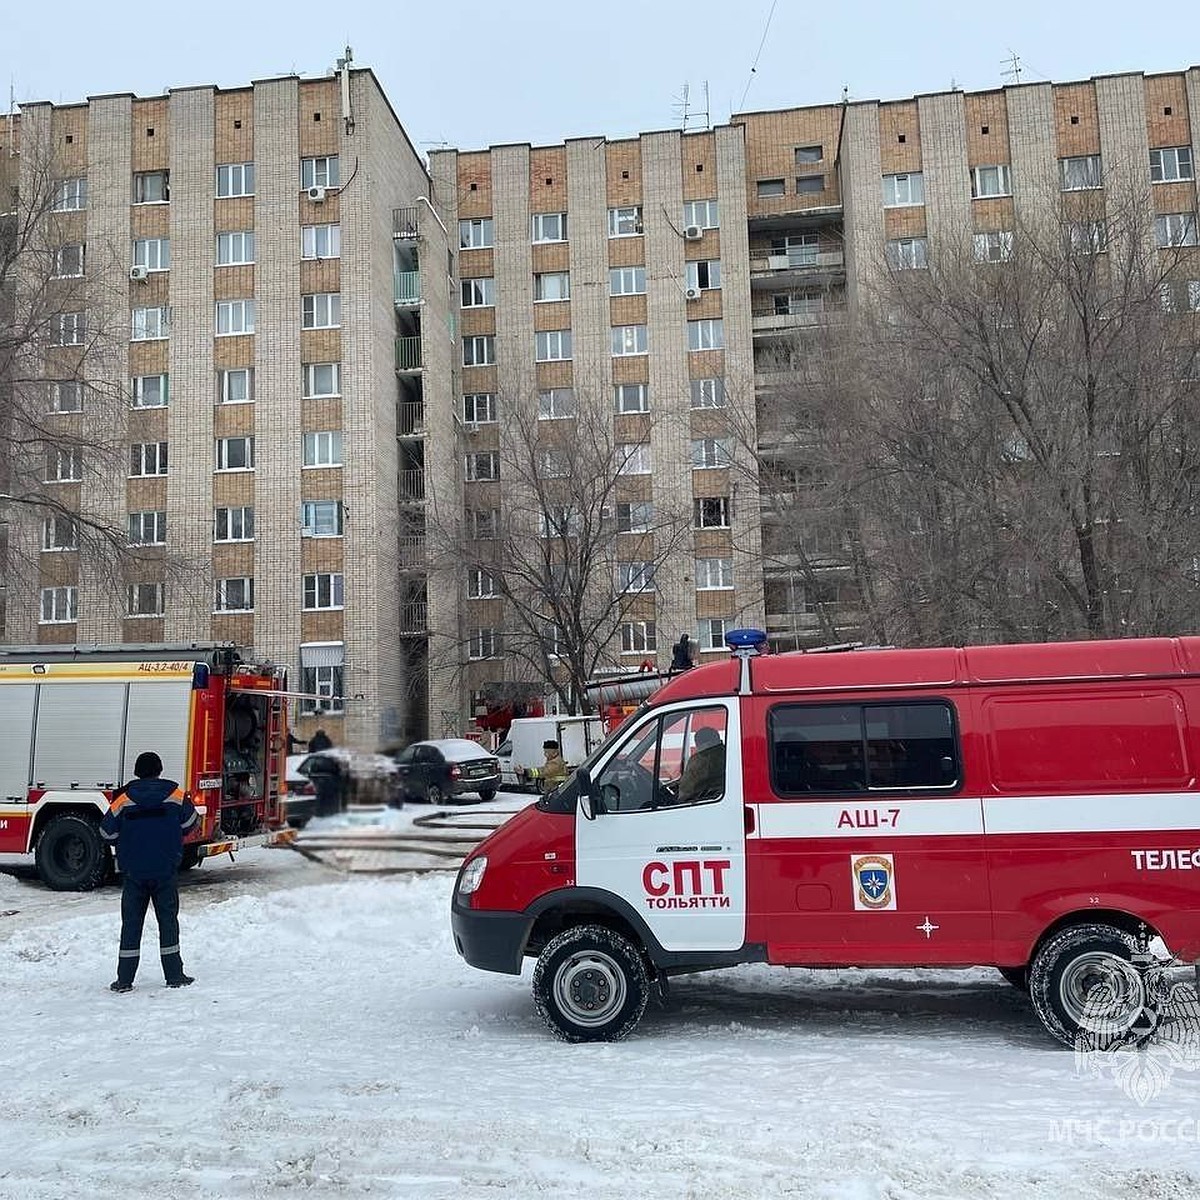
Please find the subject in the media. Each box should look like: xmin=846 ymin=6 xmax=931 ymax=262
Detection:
xmin=4 ymin=65 xmax=1200 ymax=743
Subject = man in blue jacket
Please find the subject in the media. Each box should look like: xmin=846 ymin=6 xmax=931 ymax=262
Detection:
xmin=101 ymin=751 xmax=199 ymax=993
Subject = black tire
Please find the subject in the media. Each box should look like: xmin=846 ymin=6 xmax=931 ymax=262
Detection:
xmin=427 ymin=784 xmax=445 ymax=807
xmin=998 ymin=965 xmax=1030 ymax=992
xmin=35 ymin=812 xmax=110 ymax=892
xmin=533 ymin=924 xmax=650 ymax=1043
xmin=478 ymin=787 xmax=497 ymax=803
xmin=179 ymin=845 xmax=202 ymax=871
xmin=288 ymin=815 xmax=312 ymax=830
xmin=1029 ymin=923 xmax=1145 ymax=1046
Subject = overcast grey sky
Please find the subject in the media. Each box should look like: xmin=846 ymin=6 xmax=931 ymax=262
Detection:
xmin=4 ymin=0 xmax=1199 ymax=151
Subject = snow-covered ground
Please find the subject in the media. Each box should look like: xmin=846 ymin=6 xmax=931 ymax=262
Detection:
xmin=2 ymin=801 xmax=1198 ymax=1199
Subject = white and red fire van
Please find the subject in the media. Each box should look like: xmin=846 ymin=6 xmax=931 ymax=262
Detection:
xmin=452 ymin=631 xmax=1200 ymax=1044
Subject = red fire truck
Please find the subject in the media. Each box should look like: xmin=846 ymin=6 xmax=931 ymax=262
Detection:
xmin=453 ymin=630 xmax=1200 ymax=1044
xmin=0 ymin=642 xmax=293 ymax=890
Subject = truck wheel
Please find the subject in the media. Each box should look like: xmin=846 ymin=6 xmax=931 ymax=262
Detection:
xmin=179 ymin=846 xmax=202 ymax=871
xmin=997 ymin=965 xmax=1030 ymax=992
xmin=1029 ymin=923 xmax=1145 ymax=1046
xmin=533 ymin=925 xmax=649 ymax=1043
xmin=35 ymin=813 xmax=110 ymax=892
xmin=478 ymin=787 xmax=497 ymax=803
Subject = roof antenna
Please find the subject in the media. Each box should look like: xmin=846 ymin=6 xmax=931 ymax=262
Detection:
xmin=337 ymin=46 xmax=355 ymax=135
xmin=1002 ymin=50 xmax=1023 ymax=85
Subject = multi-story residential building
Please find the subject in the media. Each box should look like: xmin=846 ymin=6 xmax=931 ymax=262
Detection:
xmin=4 ymin=63 xmax=1200 ymax=744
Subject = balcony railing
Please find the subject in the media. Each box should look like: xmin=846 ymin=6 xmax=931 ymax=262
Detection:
xmin=751 ymin=249 xmax=845 ymax=273
xmin=399 ymin=401 xmax=426 ymax=437
xmin=752 ymin=307 xmax=847 ymax=335
xmin=398 ymin=469 xmax=426 ymax=502
xmin=393 ymin=206 xmax=419 ymax=239
xmin=395 ymin=336 xmax=423 ymax=372
xmin=397 ymin=535 xmax=427 ymax=567
xmin=394 ymin=271 xmax=421 ymax=306
xmin=398 ymin=601 xmax=428 ymax=634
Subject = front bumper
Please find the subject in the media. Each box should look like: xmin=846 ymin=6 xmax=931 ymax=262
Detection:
xmin=451 ymin=893 xmax=533 ymax=975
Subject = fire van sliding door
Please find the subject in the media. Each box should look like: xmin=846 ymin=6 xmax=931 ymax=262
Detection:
xmin=0 ymin=684 xmax=37 ymax=852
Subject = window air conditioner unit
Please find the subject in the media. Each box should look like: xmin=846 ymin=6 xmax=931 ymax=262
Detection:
xmin=684 ymin=286 xmax=702 ymax=301
xmin=129 ymin=265 xmax=150 ymax=282
xmin=307 ymin=185 xmax=328 ymax=203
xmin=684 ymin=225 xmax=703 ymax=240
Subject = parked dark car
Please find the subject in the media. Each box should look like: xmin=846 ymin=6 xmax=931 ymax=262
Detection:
xmin=394 ymin=739 xmax=501 ymax=804
xmin=284 ymin=754 xmax=318 ymax=828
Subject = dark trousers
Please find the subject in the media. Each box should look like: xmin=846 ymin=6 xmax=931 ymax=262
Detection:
xmin=116 ymin=875 xmax=186 ymax=985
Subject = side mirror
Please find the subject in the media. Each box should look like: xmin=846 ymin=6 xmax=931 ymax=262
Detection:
xmin=577 ymin=768 xmax=599 ymax=820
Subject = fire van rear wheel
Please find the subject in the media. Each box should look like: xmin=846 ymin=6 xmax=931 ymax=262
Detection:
xmin=35 ymin=813 xmax=110 ymax=892
xmin=533 ymin=925 xmax=649 ymax=1043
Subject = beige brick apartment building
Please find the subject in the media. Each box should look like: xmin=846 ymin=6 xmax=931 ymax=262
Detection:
xmin=4 ymin=65 xmax=1200 ymax=745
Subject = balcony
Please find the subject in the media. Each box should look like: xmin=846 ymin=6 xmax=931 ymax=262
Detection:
xmin=750 ymin=249 xmax=845 ymax=294
xmin=751 ymin=307 xmax=845 ymax=336
xmin=395 ymin=336 xmax=423 ymax=373
xmin=399 ymin=401 xmax=426 ymax=437
xmin=398 ymin=469 xmax=426 ymax=503
xmin=398 ymin=535 xmax=427 ymax=568
xmin=394 ymin=271 xmax=421 ymax=307
xmin=393 ymin=206 xmax=420 ymax=239
xmin=398 ymin=601 xmax=428 ymax=634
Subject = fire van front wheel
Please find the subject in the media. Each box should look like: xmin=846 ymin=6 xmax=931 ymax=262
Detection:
xmin=35 ymin=813 xmax=111 ymax=892
xmin=533 ymin=925 xmax=649 ymax=1043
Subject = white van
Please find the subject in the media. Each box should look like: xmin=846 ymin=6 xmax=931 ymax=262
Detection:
xmin=495 ymin=716 xmax=605 ymax=790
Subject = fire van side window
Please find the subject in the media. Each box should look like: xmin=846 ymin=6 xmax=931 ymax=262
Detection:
xmin=769 ymin=702 xmax=959 ymax=795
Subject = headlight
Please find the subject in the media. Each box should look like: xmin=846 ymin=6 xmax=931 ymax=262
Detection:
xmin=458 ymin=855 xmax=488 ymax=896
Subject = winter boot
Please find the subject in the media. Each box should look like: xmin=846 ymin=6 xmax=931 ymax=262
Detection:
xmin=110 ymin=981 xmax=133 ymax=994
xmin=166 ymin=974 xmax=195 ymax=988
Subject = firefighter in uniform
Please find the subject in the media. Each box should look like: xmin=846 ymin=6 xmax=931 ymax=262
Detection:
xmin=101 ymin=751 xmax=198 ymax=993
xmin=676 ymin=727 xmax=727 ymax=803
xmin=523 ymin=740 xmax=569 ymax=794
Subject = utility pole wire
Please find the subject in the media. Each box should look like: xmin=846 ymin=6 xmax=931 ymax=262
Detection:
xmin=737 ymin=0 xmax=779 ymax=112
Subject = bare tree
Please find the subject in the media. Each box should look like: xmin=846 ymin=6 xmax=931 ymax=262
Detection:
xmin=759 ymin=181 xmax=1200 ymax=647
xmin=428 ymin=379 xmax=692 ymax=714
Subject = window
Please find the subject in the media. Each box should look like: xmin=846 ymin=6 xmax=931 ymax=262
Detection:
xmin=462 ymin=393 xmax=496 ymax=424
xmin=127 ymin=583 xmax=164 ymax=618
xmin=301 ymin=156 xmax=340 ymax=189
xmin=971 ymin=164 xmax=1012 ymax=198
xmin=51 ymin=312 xmax=85 ymax=346
xmin=461 ymin=277 xmax=495 ymax=307
xmin=130 ymin=238 xmax=168 ymax=273
xmin=617 ymin=443 xmax=652 ymax=475
xmin=618 ymin=561 xmax=656 ymax=593
xmin=772 ymin=233 xmax=819 ymax=265
xmin=690 ymin=378 xmax=726 ymax=409
xmin=53 ymin=244 xmax=85 ymax=277
xmin=608 ymin=206 xmax=643 ymax=237
xmin=215 ymin=436 xmax=255 ymax=471
xmin=757 ymin=178 xmax=786 ymax=198
xmin=694 ymin=497 xmax=731 ymax=528
xmin=216 ymin=162 xmax=255 ymax=197
xmin=52 ymin=178 xmax=86 ymax=211
xmin=131 ymin=374 xmax=168 ymax=408
xmin=612 ymin=324 xmax=648 ymax=356
xmin=536 ymin=330 xmax=572 ymax=362
xmin=214 ymin=506 xmax=254 ymax=542
xmin=468 ymin=569 xmax=497 ymax=599
xmin=538 ymin=448 xmax=570 ymax=478
xmin=128 ymin=510 xmax=166 ymax=545
xmin=538 ymin=388 xmax=576 ymax=419
xmin=463 ymin=335 xmax=496 ymax=366
xmin=465 ymin=451 xmax=499 ymax=482
xmin=302 ymin=293 xmax=341 ymax=329
xmin=40 ymin=586 xmax=77 ymax=624
xmin=687 ymin=319 xmax=724 ymax=350
xmin=691 ymin=437 xmax=732 ymax=469
xmin=131 ymin=306 xmax=169 ymax=341
xmin=42 ymin=516 xmax=78 ymax=551
xmin=303 ymin=573 xmax=344 ymax=610
xmin=459 ymin=218 xmax=494 ymax=249
xmin=468 ymin=629 xmax=498 ymax=660
xmin=698 ymin=618 xmax=727 ymax=651
xmin=696 ymin=557 xmax=733 ymax=590
xmin=214 ymin=577 xmax=254 ymax=613
xmin=796 ymin=145 xmax=823 ymax=165
xmin=301 ymin=500 xmax=343 ymax=537
xmin=796 ymin=175 xmax=825 ymax=195
xmin=1060 ymin=155 xmax=1103 ymax=191
xmin=300 ymin=643 xmax=344 ymax=714
xmin=769 ymin=702 xmax=959 ymax=794
xmin=773 ymin=290 xmax=823 ymax=316
xmin=685 ymin=260 xmax=721 ymax=291
xmin=609 ymin=266 xmax=646 ymax=296
xmin=303 ymin=430 xmax=343 ymax=467
xmin=470 ymin=509 xmax=499 ymax=540
xmin=45 ymin=447 xmax=81 ymax=482
xmin=533 ymin=271 xmax=570 ymax=302
xmin=1191 ymin=281 xmax=1200 ymax=313
xmin=133 ymin=171 xmax=169 ymax=203
xmin=617 ymin=501 xmax=654 ymax=533
xmin=683 ymin=199 xmax=719 ymax=229
xmin=1067 ymin=220 xmax=1108 ymax=254
xmin=1155 ymin=213 xmax=1199 ymax=248
xmin=973 ymin=230 xmax=1015 ymax=263
xmin=216 ymin=231 xmax=255 ymax=265
xmin=614 ymin=382 xmax=649 ymax=413
xmin=49 ymin=381 xmax=83 ymax=413
xmin=539 ymin=506 xmax=582 ymax=538
xmin=887 ymin=238 xmax=929 ymax=270
xmin=302 ymin=363 xmax=339 ymax=398
xmin=130 ymin=441 xmax=168 ymax=477
xmin=882 ymin=172 xmax=925 ymax=207
xmin=1151 ymin=147 xmax=1194 ymax=184
xmin=621 ymin=621 xmax=657 ymax=654
xmin=216 ymin=299 xmax=255 ymax=336
xmin=219 ymin=368 xmax=254 ymax=404
xmin=301 ymin=223 xmax=341 ymax=259
xmin=531 ymin=212 xmax=567 ymax=242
